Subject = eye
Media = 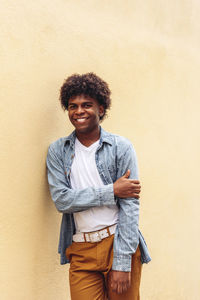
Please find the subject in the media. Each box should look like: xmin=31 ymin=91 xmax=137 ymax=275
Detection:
xmin=68 ymin=105 xmax=76 ymax=110
xmin=84 ymin=103 xmax=92 ymax=108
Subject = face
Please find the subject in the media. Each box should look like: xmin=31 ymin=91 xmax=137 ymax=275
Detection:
xmin=68 ymin=95 xmax=104 ymax=134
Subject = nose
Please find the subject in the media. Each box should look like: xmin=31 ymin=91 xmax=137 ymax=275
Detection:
xmin=75 ymin=105 xmax=85 ymax=115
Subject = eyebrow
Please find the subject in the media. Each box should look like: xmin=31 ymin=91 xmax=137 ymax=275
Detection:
xmin=68 ymin=101 xmax=93 ymax=106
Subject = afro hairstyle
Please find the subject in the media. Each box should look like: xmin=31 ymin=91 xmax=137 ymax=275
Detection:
xmin=59 ymin=72 xmax=111 ymax=121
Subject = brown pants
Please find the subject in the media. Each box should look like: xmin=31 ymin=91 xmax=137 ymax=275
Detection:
xmin=66 ymin=234 xmax=142 ymax=300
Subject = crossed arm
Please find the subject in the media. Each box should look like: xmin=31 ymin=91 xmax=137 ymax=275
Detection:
xmin=46 ymin=145 xmax=141 ymax=294
xmin=47 ymin=146 xmax=140 ymax=211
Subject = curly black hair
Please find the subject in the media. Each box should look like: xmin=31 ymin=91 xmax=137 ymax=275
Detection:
xmin=59 ymin=72 xmax=111 ymax=121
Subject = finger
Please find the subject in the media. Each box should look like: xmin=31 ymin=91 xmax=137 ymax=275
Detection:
xmin=111 ymin=282 xmax=117 ymax=293
xmin=110 ymin=276 xmax=114 ymax=290
xmin=122 ymin=283 xmax=128 ymax=293
xmin=117 ymin=283 xmax=123 ymax=294
xmin=128 ymin=273 xmax=131 ymax=288
xmin=129 ymin=178 xmax=140 ymax=184
xmin=125 ymin=193 xmax=140 ymax=198
xmin=129 ymin=179 xmax=140 ymax=184
xmin=130 ymin=184 xmax=141 ymax=190
xmin=123 ymin=169 xmax=130 ymax=178
xmin=121 ymin=278 xmax=131 ymax=293
xmin=110 ymin=276 xmax=117 ymax=293
xmin=118 ymin=282 xmax=128 ymax=294
xmin=133 ymin=194 xmax=140 ymax=199
xmin=127 ymin=280 xmax=131 ymax=289
xmin=110 ymin=279 xmax=114 ymax=290
xmin=133 ymin=189 xmax=141 ymax=194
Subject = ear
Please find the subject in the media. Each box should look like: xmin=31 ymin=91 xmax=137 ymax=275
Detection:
xmin=99 ymin=105 xmax=104 ymax=118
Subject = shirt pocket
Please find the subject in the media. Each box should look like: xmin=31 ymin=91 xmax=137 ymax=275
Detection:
xmin=107 ymin=163 xmax=117 ymax=182
xmin=64 ymin=165 xmax=71 ymax=186
xmin=100 ymin=160 xmax=117 ymax=183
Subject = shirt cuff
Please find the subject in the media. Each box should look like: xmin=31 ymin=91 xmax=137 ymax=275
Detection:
xmin=112 ymin=255 xmax=132 ymax=272
xmin=99 ymin=184 xmax=116 ymax=206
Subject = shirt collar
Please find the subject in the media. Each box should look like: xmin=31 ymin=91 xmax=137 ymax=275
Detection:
xmin=64 ymin=126 xmax=112 ymax=147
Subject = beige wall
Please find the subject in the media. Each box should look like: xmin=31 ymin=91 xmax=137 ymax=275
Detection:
xmin=1 ymin=1 xmax=200 ymax=299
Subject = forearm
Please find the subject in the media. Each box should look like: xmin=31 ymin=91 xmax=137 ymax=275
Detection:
xmin=46 ymin=147 xmax=116 ymax=213
xmin=112 ymin=198 xmax=140 ymax=272
xmin=48 ymin=178 xmax=115 ymax=213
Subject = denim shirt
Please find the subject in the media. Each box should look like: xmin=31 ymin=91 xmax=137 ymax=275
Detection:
xmin=46 ymin=127 xmax=151 ymax=272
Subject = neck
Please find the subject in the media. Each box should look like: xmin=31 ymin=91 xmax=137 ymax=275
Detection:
xmin=75 ymin=126 xmax=100 ymax=147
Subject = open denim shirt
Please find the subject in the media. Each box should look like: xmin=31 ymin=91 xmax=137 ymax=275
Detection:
xmin=46 ymin=127 xmax=151 ymax=272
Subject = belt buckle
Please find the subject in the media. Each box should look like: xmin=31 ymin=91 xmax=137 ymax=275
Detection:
xmin=89 ymin=231 xmax=102 ymax=243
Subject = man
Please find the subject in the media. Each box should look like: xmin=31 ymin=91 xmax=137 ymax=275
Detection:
xmin=46 ymin=73 xmax=151 ymax=300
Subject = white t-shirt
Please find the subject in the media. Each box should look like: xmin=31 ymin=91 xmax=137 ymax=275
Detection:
xmin=70 ymin=138 xmax=119 ymax=233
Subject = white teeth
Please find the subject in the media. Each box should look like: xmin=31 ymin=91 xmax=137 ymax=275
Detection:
xmin=76 ymin=118 xmax=87 ymax=123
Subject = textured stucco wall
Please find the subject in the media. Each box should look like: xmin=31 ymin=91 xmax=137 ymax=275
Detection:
xmin=1 ymin=1 xmax=200 ymax=299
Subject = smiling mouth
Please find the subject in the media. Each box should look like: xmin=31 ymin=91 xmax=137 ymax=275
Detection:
xmin=74 ymin=117 xmax=89 ymax=123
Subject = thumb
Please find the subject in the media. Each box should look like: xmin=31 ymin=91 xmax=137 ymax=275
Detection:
xmin=124 ymin=169 xmax=130 ymax=178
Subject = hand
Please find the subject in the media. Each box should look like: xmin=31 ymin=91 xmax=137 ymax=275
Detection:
xmin=109 ymin=270 xmax=131 ymax=294
xmin=113 ymin=169 xmax=141 ymax=198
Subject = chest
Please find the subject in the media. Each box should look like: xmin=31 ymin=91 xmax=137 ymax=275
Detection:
xmin=63 ymin=144 xmax=118 ymax=185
